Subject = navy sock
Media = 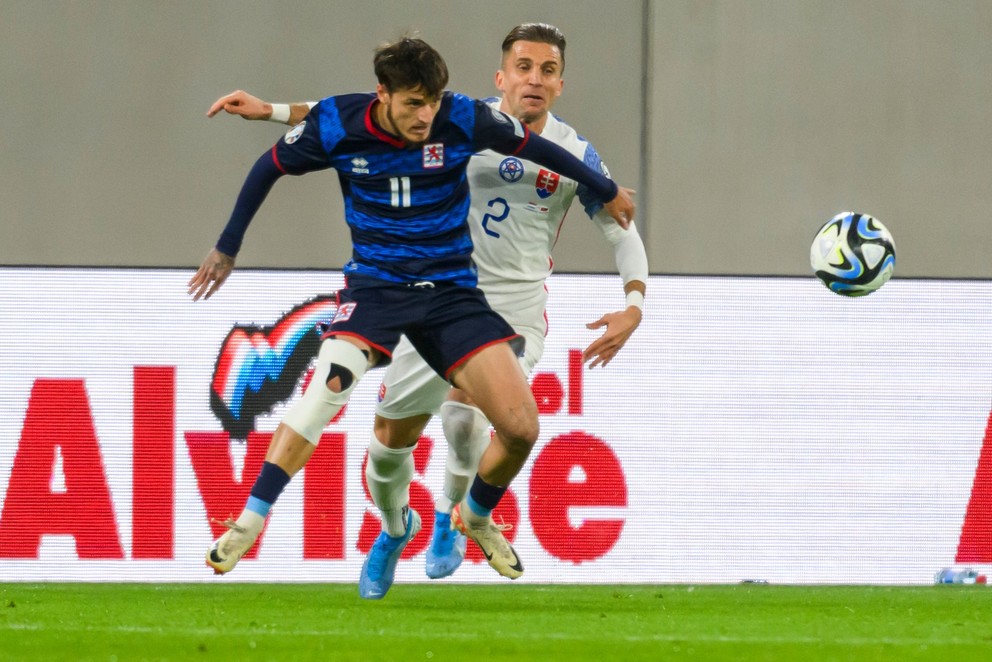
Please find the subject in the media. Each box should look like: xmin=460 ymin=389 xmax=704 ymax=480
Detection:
xmin=466 ymin=474 xmax=507 ymax=517
xmin=246 ymin=461 xmax=291 ymax=517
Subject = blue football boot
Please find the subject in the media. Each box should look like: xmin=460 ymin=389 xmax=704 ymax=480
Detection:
xmin=425 ymin=510 xmax=467 ymax=579
xmin=358 ymin=508 xmax=421 ymax=600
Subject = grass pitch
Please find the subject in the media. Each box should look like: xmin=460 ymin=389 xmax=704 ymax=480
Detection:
xmin=1 ymin=583 xmax=989 ymax=661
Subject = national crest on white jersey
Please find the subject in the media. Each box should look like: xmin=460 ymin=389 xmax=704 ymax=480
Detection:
xmin=499 ymin=157 xmax=524 ymax=183
xmin=535 ymin=169 xmax=560 ymax=199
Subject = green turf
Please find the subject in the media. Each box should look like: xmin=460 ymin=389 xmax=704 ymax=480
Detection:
xmin=0 ymin=583 xmax=989 ymax=661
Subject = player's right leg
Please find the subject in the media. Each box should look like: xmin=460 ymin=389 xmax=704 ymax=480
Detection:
xmin=361 ymin=337 xmax=451 ymax=597
xmin=206 ymin=337 xmax=371 ymax=574
xmin=427 ymin=397 xmax=487 ymax=578
xmin=359 ymin=414 xmax=427 ymax=599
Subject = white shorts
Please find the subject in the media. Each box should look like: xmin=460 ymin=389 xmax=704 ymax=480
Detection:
xmin=375 ymin=285 xmax=548 ymax=419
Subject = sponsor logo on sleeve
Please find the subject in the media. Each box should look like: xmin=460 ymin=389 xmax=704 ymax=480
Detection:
xmin=284 ymin=121 xmax=306 ymax=145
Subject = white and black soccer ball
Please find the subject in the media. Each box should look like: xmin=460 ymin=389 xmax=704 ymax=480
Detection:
xmin=810 ymin=211 xmax=896 ymax=297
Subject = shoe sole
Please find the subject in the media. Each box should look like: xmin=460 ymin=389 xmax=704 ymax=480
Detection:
xmin=205 ymin=545 xmax=235 ymax=575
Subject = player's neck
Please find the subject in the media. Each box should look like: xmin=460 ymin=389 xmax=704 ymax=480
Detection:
xmin=372 ymin=100 xmax=404 ymax=142
xmin=499 ymin=98 xmax=549 ymax=135
xmin=526 ymin=114 xmax=549 ymax=135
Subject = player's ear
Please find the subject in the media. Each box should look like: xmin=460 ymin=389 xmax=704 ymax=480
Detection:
xmin=375 ymin=83 xmax=390 ymax=105
xmin=494 ymin=69 xmax=505 ymax=92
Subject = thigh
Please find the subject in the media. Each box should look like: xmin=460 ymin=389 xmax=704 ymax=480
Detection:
xmin=483 ymin=286 xmax=548 ymax=376
xmin=376 ymin=336 xmax=452 ymax=419
xmin=449 ymin=341 xmax=537 ymax=437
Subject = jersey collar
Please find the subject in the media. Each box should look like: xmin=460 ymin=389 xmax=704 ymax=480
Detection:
xmin=364 ymin=99 xmax=406 ymax=148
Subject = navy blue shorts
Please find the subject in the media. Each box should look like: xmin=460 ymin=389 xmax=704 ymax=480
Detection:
xmin=323 ymin=274 xmax=524 ymax=381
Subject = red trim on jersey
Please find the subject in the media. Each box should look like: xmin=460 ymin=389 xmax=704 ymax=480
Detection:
xmin=542 ymin=282 xmax=550 ymax=338
xmin=443 ymin=334 xmax=523 ymax=381
xmin=551 ymin=204 xmax=570 ymax=252
xmin=271 ymin=144 xmax=287 ymax=174
xmin=509 ymin=124 xmax=532 ymax=156
xmin=319 ymin=330 xmax=392 ymax=364
xmin=365 ymin=100 xmax=406 ymax=148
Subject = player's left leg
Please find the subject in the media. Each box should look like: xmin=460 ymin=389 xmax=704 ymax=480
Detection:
xmin=429 ymin=297 xmax=546 ymax=578
xmin=449 ymin=342 xmax=538 ymax=579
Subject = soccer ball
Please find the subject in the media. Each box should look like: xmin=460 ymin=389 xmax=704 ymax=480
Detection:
xmin=810 ymin=211 xmax=896 ymax=296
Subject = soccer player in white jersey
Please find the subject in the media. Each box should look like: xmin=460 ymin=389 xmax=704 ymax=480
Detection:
xmin=208 ymin=23 xmax=648 ymax=599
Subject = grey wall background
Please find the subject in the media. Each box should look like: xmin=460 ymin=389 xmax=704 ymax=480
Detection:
xmin=2 ymin=0 xmax=989 ymax=277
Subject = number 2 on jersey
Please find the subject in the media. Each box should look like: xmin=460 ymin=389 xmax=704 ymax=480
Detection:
xmin=482 ymin=197 xmax=509 ymax=238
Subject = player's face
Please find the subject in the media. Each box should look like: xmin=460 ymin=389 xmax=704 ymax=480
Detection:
xmin=376 ymin=85 xmax=441 ymax=145
xmin=496 ymin=40 xmax=564 ymax=127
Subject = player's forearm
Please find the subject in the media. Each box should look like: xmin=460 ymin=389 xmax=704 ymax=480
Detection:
xmin=612 ymin=224 xmax=649 ymax=289
xmin=515 ymin=133 xmax=618 ymax=202
xmin=268 ymin=102 xmax=317 ymax=125
xmin=215 ymin=150 xmax=284 ymax=256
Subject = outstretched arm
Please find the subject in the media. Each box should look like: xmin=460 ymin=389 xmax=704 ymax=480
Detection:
xmin=187 ymin=150 xmax=285 ymax=301
xmin=582 ymin=221 xmax=649 ymax=368
xmin=207 ymin=90 xmax=313 ymax=125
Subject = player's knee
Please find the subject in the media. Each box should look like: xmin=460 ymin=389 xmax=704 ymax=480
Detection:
xmin=494 ymin=416 xmax=539 ymax=458
xmin=283 ymin=339 xmax=369 ymax=444
xmin=441 ymin=401 xmax=490 ymax=467
xmin=373 ymin=414 xmax=428 ymax=449
xmin=441 ymin=401 xmax=489 ymax=443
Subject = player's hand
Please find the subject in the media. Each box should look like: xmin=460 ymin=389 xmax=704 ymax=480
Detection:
xmin=582 ymin=305 xmax=642 ymax=368
xmin=206 ymin=90 xmax=272 ymax=121
xmin=604 ymin=186 xmax=636 ymax=230
xmin=187 ymin=248 xmax=235 ymax=301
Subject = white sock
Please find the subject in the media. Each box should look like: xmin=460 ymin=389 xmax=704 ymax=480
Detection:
xmin=365 ymin=434 xmax=415 ymax=537
xmin=438 ymin=401 xmax=491 ymax=514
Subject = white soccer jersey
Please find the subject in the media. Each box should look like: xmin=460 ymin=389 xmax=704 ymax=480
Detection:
xmin=467 ymin=99 xmax=621 ymax=302
xmin=376 ymin=100 xmax=639 ymax=419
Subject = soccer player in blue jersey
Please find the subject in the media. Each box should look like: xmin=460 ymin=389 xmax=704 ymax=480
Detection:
xmin=216 ymin=25 xmax=648 ymax=599
xmin=189 ymin=37 xmax=636 ymax=587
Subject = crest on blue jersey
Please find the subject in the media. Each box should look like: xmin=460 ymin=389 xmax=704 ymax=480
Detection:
xmin=423 ymin=143 xmax=444 ymax=169
xmin=499 ymin=157 xmax=524 ymax=183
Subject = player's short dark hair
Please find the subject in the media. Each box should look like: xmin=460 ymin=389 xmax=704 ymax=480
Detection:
xmin=373 ymin=38 xmax=449 ymax=101
xmin=501 ymin=23 xmax=567 ymax=72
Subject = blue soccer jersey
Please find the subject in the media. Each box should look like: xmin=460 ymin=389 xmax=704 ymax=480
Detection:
xmin=272 ymin=92 xmax=533 ymax=286
xmin=215 ymin=91 xmax=618 ymax=287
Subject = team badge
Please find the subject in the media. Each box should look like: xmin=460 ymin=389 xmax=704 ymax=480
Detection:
xmin=499 ymin=157 xmax=524 ymax=183
xmin=535 ymin=169 xmax=560 ymax=199
xmin=423 ymin=143 xmax=444 ymax=169
xmin=332 ymin=302 xmax=356 ymax=323
xmin=284 ymin=121 xmax=306 ymax=145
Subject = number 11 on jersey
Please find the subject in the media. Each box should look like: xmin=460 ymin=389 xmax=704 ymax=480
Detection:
xmin=390 ymin=177 xmax=411 ymax=208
